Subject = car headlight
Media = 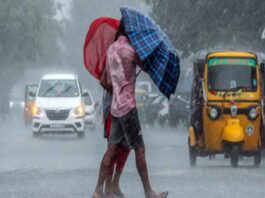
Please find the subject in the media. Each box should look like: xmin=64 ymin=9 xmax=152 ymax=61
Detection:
xmin=209 ymin=107 xmax=219 ymax=120
xmin=74 ymin=105 xmax=85 ymax=117
xmin=9 ymin=101 xmax=14 ymax=108
xmin=32 ymin=105 xmax=42 ymax=116
xmin=21 ymin=102 xmax=25 ymax=107
xmin=248 ymin=107 xmax=257 ymax=120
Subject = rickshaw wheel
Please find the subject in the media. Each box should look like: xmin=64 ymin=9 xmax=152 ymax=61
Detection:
xmin=188 ymin=138 xmax=197 ymax=167
xmin=231 ymin=145 xmax=240 ymax=168
xmin=254 ymin=150 xmax=261 ymax=167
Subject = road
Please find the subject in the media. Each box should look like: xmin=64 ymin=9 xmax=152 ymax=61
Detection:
xmin=0 ymin=114 xmax=265 ymax=198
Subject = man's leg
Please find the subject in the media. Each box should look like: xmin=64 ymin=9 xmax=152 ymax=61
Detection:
xmin=93 ymin=144 xmax=119 ymax=198
xmin=112 ymin=147 xmax=130 ymax=197
xmin=135 ymin=146 xmax=168 ymax=198
xmin=94 ymin=116 xmax=124 ymax=198
xmin=105 ymin=113 xmax=115 ymax=195
xmin=119 ymin=108 xmax=168 ymax=198
xmin=104 ymin=158 xmax=115 ymax=196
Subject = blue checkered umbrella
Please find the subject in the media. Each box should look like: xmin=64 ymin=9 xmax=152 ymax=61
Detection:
xmin=120 ymin=7 xmax=180 ymax=99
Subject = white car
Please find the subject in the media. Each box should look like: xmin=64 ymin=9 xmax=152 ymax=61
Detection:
xmin=32 ymin=74 xmax=87 ymax=138
xmin=84 ymin=91 xmax=97 ymax=129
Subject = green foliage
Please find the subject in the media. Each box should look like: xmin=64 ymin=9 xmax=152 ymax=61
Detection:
xmin=0 ymin=0 xmax=61 ymax=107
xmin=0 ymin=0 xmax=60 ymax=65
xmin=145 ymin=0 xmax=265 ymax=56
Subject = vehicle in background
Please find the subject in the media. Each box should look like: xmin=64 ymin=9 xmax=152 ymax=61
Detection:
xmin=168 ymin=91 xmax=190 ymax=127
xmin=9 ymin=96 xmax=25 ymax=112
xmin=145 ymin=94 xmax=163 ymax=126
xmin=158 ymin=97 xmax=169 ymax=126
xmin=136 ymin=89 xmax=148 ymax=125
xmin=84 ymin=91 xmax=97 ymax=130
xmin=136 ymin=81 xmax=153 ymax=94
xmin=189 ymin=50 xmax=263 ymax=167
xmin=32 ymin=74 xmax=87 ymax=138
xmin=23 ymin=84 xmax=38 ymax=126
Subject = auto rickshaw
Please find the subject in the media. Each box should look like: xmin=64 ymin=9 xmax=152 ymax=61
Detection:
xmin=23 ymin=84 xmax=38 ymax=126
xmin=189 ymin=50 xmax=265 ymax=167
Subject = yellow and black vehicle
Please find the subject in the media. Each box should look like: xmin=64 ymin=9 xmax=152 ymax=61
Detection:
xmin=189 ymin=50 xmax=265 ymax=167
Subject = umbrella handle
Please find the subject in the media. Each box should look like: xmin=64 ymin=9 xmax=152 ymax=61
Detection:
xmin=136 ymin=69 xmax=142 ymax=78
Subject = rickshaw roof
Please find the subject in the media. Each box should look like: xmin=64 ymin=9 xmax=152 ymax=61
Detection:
xmin=194 ymin=50 xmax=257 ymax=64
xmin=207 ymin=51 xmax=257 ymax=59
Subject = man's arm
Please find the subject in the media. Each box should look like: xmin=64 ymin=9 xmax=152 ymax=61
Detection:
xmin=100 ymin=68 xmax=112 ymax=93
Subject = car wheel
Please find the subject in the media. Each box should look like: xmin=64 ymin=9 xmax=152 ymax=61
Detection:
xmin=158 ymin=116 xmax=165 ymax=126
xmin=33 ymin=131 xmax=40 ymax=137
xmin=231 ymin=145 xmax=240 ymax=168
xmin=77 ymin=131 xmax=85 ymax=138
xmin=188 ymin=138 xmax=196 ymax=167
xmin=254 ymin=150 xmax=261 ymax=167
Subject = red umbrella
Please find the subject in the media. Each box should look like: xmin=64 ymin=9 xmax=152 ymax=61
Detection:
xmin=83 ymin=17 xmax=120 ymax=80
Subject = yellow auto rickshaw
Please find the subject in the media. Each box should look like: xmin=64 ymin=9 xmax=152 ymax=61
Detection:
xmin=189 ymin=50 xmax=265 ymax=167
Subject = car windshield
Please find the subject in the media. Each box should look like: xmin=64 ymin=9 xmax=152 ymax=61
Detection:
xmin=38 ymin=80 xmax=79 ymax=97
xmin=84 ymin=93 xmax=93 ymax=105
xmin=208 ymin=57 xmax=257 ymax=91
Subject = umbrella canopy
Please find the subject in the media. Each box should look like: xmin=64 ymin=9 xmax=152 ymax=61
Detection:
xmin=83 ymin=17 xmax=120 ymax=80
xmin=120 ymin=7 xmax=180 ymax=99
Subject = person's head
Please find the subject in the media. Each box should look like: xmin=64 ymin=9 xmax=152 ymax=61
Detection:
xmin=114 ymin=18 xmax=127 ymax=41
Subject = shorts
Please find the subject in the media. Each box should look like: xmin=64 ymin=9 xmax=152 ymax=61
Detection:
xmin=109 ymin=108 xmax=144 ymax=149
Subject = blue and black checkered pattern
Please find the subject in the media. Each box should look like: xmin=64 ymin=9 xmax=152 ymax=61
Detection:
xmin=120 ymin=7 xmax=180 ymax=99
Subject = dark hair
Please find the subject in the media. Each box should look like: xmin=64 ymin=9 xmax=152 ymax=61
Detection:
xmin=114 ymin=18 xmax=127 ymax=41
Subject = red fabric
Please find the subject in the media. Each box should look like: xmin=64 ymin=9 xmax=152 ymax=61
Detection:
xmin=105 ymin=112 xmax=112 ymax=139
xmin=83 ymin=17 xmax=120 ymax=80
xmin=105 ymin=112 xmax=130 ymax=174
xmin=114 ymin=148 xmax=130 ymax=172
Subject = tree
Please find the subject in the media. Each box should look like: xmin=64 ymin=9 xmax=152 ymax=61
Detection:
xmin=145 ymin=0 xmax=265 ymax=57
xmin=0 ymin=0 xmax=61 ymax=117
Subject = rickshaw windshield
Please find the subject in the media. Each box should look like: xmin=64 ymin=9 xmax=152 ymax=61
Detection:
xmin=207 ymin=57 xmax=257 ymax=91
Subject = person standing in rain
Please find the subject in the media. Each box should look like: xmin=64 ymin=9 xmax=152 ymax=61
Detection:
xmin=93 ymin=19 xmax=168 ymax=198
xmin=101 ymin=87 xmax=130 ymax=197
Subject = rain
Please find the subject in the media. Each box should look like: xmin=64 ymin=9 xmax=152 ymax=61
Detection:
xmin=0 ymin=0 xmax=265 ymax=198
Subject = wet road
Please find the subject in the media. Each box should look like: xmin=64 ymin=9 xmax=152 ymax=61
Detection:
xmin=0 ymin=115 xmax=265 ymax=198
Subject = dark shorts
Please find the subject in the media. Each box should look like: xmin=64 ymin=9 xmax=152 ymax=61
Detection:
xmin=109 ymin=108 xmax=144 ymax=149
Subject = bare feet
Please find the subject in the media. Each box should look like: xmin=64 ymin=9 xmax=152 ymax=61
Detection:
xmin=113 ymin=190 xmax=126 ymax=198
xmin=105 ymin=192 xmax=116 ymax=198
xmin=92 ymin=192 xmax=105 ymax=198
xmin=145 ymin=191 xmax=168 ymax=198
